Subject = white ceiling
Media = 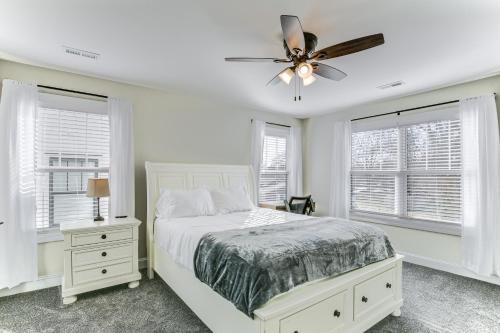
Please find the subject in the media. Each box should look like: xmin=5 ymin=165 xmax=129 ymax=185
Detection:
xmin=1 ymin=0 xmax=500 ymax=117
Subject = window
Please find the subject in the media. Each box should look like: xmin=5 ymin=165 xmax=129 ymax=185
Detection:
xmin=350 ymin=113 xmax=462 ymax=233
xmin=35 ymin=98 xmax=110 ymax=231
xmin=259 ymin=126 xmax=289 ymax=204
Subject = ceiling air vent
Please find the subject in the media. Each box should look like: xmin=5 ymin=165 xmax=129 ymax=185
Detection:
xmin=63 ymin=46 xmax=100 ymax=60
xmin=377 ymin=81 xmax=404 ymax=90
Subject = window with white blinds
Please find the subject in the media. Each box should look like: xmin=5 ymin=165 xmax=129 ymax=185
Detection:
xmin=259 ymin=127 xmax=289 ymax=204
xmin=35 ymin=106 xmax=110 ymax=229
xmin=350 ymin=118 xmax=462 ymax=225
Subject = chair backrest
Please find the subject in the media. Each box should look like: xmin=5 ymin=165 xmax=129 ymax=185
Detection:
xmin=284 ymin=195 xmax=313 ymax=215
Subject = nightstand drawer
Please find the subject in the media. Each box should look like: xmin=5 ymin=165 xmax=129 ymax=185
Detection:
xmin=71 ymin=228 xmax=132 ymax=247
xmin=73 ymin=259 xmax=133 ymax=285
xmin=72 ymin=243 xmax=133 ymax=267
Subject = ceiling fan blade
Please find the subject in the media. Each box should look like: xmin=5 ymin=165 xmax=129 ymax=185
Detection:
xmin=266 ymin=67 xmax=295 ymax=86
xmin=312 ymin=63 xmax=347 ymax=81
xmin=225 ymin=57 xmax=290 ymax=63
xmin=280 ymin=15 xmax=305 ymax=55
xmin=311 ymin=33 xmax=384 ymax=60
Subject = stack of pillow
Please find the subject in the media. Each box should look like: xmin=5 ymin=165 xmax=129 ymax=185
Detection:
xmin=155 ymin=186 xmax=255 ymax=220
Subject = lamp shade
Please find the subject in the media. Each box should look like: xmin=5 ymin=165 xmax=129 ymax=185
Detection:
xmin=86 ymin=178 xmax=110 ymax=198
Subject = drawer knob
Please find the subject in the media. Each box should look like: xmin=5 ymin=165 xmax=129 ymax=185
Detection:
xmin=102 ymin=269 xmax=107 ymax=274
xmin=101 ymin=251 xmax=107 ymax=257
xmin=386 ymin=282 xmax=392 ymax=289
xmin=333 ymin=310 xmax=341 ymax=318
xmin=362 ymin=296 xmax=368 ymax=303
xmin=101 ymin=234 xmax=107 ymax=240
xmin=294 ymin=331 xmax=299 ymax=333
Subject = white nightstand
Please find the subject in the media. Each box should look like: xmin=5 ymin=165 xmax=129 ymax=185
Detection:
xmin=60 ymin=217 xmax=142 ymax=305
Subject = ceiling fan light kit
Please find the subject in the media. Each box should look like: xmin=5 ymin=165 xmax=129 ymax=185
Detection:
xmin=225 ymin=15 xmax=385 ymax=101
xmin=279 ymin=68 xmax=295 ymax=85
xmin=297 ymin=62 xmax=313 ymax=79
xmin=302 ymin=75 xmax=316 ymax=86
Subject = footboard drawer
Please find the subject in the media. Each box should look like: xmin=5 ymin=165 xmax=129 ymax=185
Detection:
xmin=354 ymin=267 xmax=396 ymax=320
xmin=280 ymin=290 xmax=347 ymax=333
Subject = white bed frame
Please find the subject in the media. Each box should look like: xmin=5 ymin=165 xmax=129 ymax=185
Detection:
xmin=145 ymin=162 xmax=403 ymax=333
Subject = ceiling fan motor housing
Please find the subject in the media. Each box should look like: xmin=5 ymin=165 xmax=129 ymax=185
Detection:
xmin=283 ymin=32 xmax=318 ymax=58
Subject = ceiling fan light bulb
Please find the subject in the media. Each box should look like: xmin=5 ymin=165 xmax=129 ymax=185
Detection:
xmin=297 ymin=62 xmax=313 ymax=78
xmin=278 ymin=68 xmax=294 ymax=85
xmin=303 ymin=75 xmax=316 ymax=86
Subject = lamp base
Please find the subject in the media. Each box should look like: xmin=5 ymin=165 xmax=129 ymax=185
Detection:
xmin=94 ymin=215 xmax=104 ymax=222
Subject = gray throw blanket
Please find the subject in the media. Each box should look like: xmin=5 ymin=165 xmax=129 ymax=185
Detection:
xmin=193 ymin=217 xmax=395 ymax=317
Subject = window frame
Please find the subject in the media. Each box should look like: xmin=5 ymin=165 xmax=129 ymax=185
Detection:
xmin=349 ymin=110 xmax=462 ymax=236
xmin=258 ymin=125 xmax=290 ymax=205
xmin=35 ymin=93 xmax=109 ymax=242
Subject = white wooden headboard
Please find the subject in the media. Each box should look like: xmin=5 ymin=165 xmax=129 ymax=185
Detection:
xmin=144 ymin=162 xmax=256 ymax=278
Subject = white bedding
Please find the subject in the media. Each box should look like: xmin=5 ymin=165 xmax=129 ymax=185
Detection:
xmin=154 ymin=208 xmax=312 ymax=271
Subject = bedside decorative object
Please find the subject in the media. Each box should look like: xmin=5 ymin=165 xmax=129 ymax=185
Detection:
xmin=86 ymin=178 xmax=110 ymax=221
xmin=60 ymin=217 xmax=141 ymax=305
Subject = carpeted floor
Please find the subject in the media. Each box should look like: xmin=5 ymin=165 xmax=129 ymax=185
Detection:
xmin=0 ymin=263 xmax=499 ymax=333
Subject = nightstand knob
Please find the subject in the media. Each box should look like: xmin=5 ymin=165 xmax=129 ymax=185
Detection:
xmin=333 ymin=310 xmax=341 ymax=318
xmin=101 ymin=234 xmax=107 ymax=240
xmin=362 ymin=296 xmax=368 ymax=303
xmin=102 ymin=269 xmax=107 ymax=274
xmin=386 ymin=282 xmax=392 ymax=288
xmin=101 ymin=251 xmax=107 ymax=257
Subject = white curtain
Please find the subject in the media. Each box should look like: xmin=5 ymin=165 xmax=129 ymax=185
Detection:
xmin=329 ymin=120 xmax=352 ymax=218
xmin=287 ymin=126 xmax=303 ymax=197
xmin=250 ymin=120 xmax=265 ymax=203
xmin=460 ymin=94 xmax=500 ymax=277
xmin=108 ymin=98 xmax=135 ymax=218
xmin=0 ymin=80 xmax=38 ymax=289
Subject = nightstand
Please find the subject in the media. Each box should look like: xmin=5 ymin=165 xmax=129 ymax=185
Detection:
xmin=60 ymin=217 xmax=142 ymax=305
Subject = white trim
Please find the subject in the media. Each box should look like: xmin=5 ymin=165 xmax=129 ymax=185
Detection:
xmin=350 ymin=211 xmax=462 ymax=236
xmin=0 ymin=257 xmax=148 ymax=298
xmin=399 ymin=251 xmax=500 ymax=286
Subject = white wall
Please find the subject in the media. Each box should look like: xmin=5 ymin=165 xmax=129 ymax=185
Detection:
xmin=303 ymin=74 xmax=500 ymax=270
xmin=0 ymin=59 xmax=302 ymax=278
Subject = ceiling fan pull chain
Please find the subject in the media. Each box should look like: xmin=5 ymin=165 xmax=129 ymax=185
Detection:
xmin=294 ymin=74 xmax=297 ymax=101
xmin=299 ymin=78 xmax=302 ymax=101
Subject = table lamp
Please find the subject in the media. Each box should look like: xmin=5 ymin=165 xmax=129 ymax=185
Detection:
xmin=86 ymin=178 xmax=110 ymax=221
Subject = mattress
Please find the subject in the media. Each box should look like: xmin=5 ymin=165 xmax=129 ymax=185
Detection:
xmin=154 ymin=208 xmax=311 ymax=271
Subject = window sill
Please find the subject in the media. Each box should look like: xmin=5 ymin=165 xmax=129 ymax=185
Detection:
xmin=349 ymin=211 xmax=462 ymax=236
xmin=37 ymin=228 xmax=64 ymax=243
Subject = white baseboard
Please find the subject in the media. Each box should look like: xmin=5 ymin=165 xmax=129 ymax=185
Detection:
xmin=399 ymin=251 xmax=500 ymax=285
xmin=0 ymin=274 xmax=62 ymax=298
xmin=0 ymin=257 xmax=149 ymax=298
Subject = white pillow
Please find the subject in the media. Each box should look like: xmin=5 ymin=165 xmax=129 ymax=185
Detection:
xmin=210 ymin=186 xmax=254 ymax=214
xmin=155 ymin=188 xmax=215 ymax=219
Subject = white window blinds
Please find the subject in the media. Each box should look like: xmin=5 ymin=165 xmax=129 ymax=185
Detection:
xmin=350 ymin=117 xmax=462 ymax=224
xmin=259 ymin=130 xmax=288 ymax=204
xmin=35 ymin=106 xmax=110 ymax=229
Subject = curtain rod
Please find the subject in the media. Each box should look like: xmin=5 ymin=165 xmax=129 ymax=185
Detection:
xmin=251 ymin=119 xmax=291 ymax=128
xmin=351 ymin=93 xmax=497 ymax=122
xmin=37 ymin=84 xmax=108 ymax=99
xmin=351 ymin=100 xmax=458 ymax=122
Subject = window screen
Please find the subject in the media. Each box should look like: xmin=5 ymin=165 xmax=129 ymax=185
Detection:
xmin=35 ymin=107 xmax=110 ymax=229
xmin=259 ymin=132 xmax=288 ymax=204
xmin=350 ymin=119 xmax=461 ymax=224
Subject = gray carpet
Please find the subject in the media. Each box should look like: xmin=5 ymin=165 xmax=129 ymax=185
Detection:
xmin=0 ymin=263 xmax=499 ymax=333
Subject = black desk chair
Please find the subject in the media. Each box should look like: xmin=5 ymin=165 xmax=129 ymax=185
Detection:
xmin=284 ymin=195 xmax=315 ymax=215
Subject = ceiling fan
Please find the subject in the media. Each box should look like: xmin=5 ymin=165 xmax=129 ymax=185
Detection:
xmin=225 ymin=15 xmax=384 ymax=95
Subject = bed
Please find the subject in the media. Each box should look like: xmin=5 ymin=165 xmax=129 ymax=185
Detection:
xmin=145 ymin=162 xmax=403 ymax=333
